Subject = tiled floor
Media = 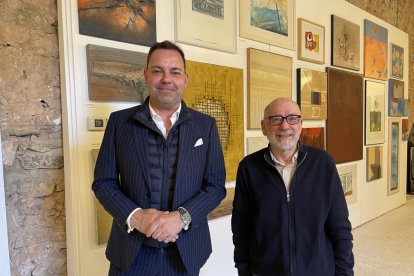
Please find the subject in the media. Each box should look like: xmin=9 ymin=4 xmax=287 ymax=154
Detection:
xmin=353 ymin=195 xmax=414 ymax=275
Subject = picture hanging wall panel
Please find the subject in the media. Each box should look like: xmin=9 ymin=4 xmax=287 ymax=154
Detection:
xmin=86 ymin=44 xmax=148 ymax=102
xmin=183 ymin=60 xmax=244 ymax=182
xmin=175 ymin=0 xmax=236 ymax=53
xmin=299 ymin=127 xmax=325 ymax=150
xmin=366 ymin=145 xmax=383 ymax=182
xmin=331 ymin=15 xmax=360 ymax=71
xmin=78 ymin=0 xmax=156 ymax=46
xmin=240 ymin=0 xmax=295 ymax=50
xmin=297 ymin=68 xmax=327 ymax=120
xmin=326 ymin=67 xmax=363 ymax=164
xmin=297 ymin=18 xmax=325 ymax=64
xmin=390 ymin=43 xmax=404 ymax=79
xmin=247 ymin=48 xmax=292 ymax=129
xmin=364 ymin=19 xmax=388 ymax=80
xmin=365 ymin=80 xmax=385 ymax=145
xmin=388 ymin=118 xmax=400 ymax=195
xmin=337 ymin=163 xmax=358 ymax=205
xmin=388 ymin=79 xmax=407 ymax=117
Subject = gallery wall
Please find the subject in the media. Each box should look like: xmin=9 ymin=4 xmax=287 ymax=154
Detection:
xmin=58 ymin=0 xmax=409 ymax=275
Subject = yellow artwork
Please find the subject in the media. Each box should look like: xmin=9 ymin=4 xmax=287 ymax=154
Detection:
xmin=184 ymin=60 xmax=244 ymax=182
xmin=247 ymin=48 xmax=292 ymax=129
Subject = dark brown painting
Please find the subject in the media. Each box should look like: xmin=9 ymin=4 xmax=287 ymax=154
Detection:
xmin=78 ymin=0 xmax=156 ymax=46
xmin=86 ymin=44 xmax=148 ymax=102
xmin=326 ymin=67 xmax=363 ymax=164
xmin=300 ymin=127 xmax=325 ymax=150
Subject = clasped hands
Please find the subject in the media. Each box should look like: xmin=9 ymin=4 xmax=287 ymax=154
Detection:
xmin=129 ymin=208 xmax=185 ymax=243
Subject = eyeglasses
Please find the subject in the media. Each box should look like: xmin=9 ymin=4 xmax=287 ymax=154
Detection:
xmin=267 ymin=115 xmax=301 ymax=126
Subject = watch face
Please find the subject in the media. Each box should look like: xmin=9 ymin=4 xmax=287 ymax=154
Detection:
xmin=182 ymin=212 xmax=191 ymax=223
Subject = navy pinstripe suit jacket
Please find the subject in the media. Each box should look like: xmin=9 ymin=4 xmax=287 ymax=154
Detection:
xmin=92 ymin=99 xmax=226 ymax=275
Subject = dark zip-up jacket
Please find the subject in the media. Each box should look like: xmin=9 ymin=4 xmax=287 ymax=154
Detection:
xmin=232 ymin=144 xmax=354 ymax=276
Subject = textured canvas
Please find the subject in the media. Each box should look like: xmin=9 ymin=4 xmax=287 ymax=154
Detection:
xmin=78 ymin=0 xmax=156 ymax=46
xmin=247 ymin=48 xmax=292 ymax=129
xmin=331 ymin=15 xmax=360 ymax=70
xmin=364 ymin=19 xmax=388 ymax=80
xmin=390 ymin=43 xmax=404 ymax=79
xmin=299 ymin=127 xmax=325 ymax=149
xmin=297 ymin=69 xmax=327 ymax=120
xmin=326 ymin=68 xmax=363 ymax=164
xmin=86 ymin=44 xmax=148 ymax=102
xmin=365 ymin=80 xmax=385 ymax=145
xmin=184 ymin=60 xmax=244 ymax=182
xmin=246 ymin=136 xmax=268 ymax=154
xmin=366 ymin=146 xmax=383 ymax=181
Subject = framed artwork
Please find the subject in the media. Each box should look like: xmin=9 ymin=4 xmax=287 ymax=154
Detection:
xmin=326 ymin=67 xmax=363 ymax=164
xmin=246 ymin=137 xmax=268 ymax=154
xmin=90 ymin=148 xmax=111 ymax=245
xmin=298 ymin=18 xmax=325 ymax=64
xmin=402 ymin=118 xmax=409 ymax=141
xmin=388 ymin=118 xmax=400 ymax=195
xmin=240 ymin=0 xmax=295 ymax=50
xmin=247 ymin=48 xmax=292 ymax=129
xmin=331 ymin=15 xmax=360 ymax=70
xmin=388 ymin=79 xmax=407 ymax=117
xmin=78 ymin=0 xmax=156 ymax=46
xmin=86 ymin=44 xmax=148 ymax=102
xmin=184 ymin=60 xmax=244 ymax=182
xmin=365 ymin=80 xmax=385 ymax=145
xmin=337 ymin=163 xmax=358 ymax=205
xmin=297 ymin=68 xmax=327 ymax=120
xmin=175 ymin=0 xmax=236 ymax=53
xmin=390 ymin=43 xmax=404 ymax=79
xmin=366 ymin=146 xmax=383 ymax=182
xmin=208 ymin=187 xmax=234 ymax=220
xmin=364 ymin=19 xmax=388 ymax=80
xmin=299 ymin=127 xmax=325 ymax=150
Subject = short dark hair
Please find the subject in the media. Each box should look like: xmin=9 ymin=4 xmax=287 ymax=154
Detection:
xmin=146 ymin=40 xmax=186 ymax=70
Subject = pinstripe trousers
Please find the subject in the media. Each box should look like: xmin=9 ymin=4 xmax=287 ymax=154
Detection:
xmin=108 ymin=244 xmax=196 ymax=276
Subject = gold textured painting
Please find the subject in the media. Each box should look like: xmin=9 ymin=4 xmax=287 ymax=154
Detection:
xmin=208 ymin=187 xmax=235 ymax=220
xmin=297 ymin=68 xmax=327 ymax=120
xmin=90 ymin=148 xmax=112 ymax=245
xmin=248 ymin=48 xmax=292 ymax=129
xmin=184 ymin=60 xmax=244 ymax=182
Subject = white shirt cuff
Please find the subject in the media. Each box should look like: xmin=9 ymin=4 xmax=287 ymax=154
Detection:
xmin=126 ymin=208 xmax=141 ymax=233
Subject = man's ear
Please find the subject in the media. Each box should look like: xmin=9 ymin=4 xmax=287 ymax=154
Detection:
xmin=261 ymin=120 xmax=267 ymax=136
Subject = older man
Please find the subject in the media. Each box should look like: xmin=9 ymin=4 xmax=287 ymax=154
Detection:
xmin=232 ymin=97 xmax=354 ymax=276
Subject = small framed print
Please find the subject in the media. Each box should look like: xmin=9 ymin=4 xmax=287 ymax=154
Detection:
xmin=365 ymin=80 xmax=385 ymax=145
xmin=388 ymin=118 xmax=400 ymax=195
xmin=298 ymin=18 xmax=325 ymax=64
xmin=390 ymin=43 xmax=404 ymax=79
xmin=240 ymin=0 xmax=295 ymax=50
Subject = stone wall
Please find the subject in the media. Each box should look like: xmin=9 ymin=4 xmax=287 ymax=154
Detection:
xmin=0 ymin=0 xmax=412 ymax=275
xmin=0 ymin=0 xmax=66 ymax=275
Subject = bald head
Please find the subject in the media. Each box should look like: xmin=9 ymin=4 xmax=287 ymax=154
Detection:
xmin=263 ymin=97 xmax=301 ymax=119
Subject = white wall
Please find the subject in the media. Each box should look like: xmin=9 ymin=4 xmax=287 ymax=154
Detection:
xmin=58 ymin=0 xmax=408 ymax=275
xmin=0 ymin=131 xmax=11 ymax=276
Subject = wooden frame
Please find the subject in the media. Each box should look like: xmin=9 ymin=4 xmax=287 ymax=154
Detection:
xmin=388 ymin=118 xmax=400 ymax=195
xmin=364 ymin=19 xmax=388 ymax=80
xmin=175 ymin=0 xmax=236 ymax=53
xmin=337 ymin=163 xmax=358 ymax=205
xmin=247 ymin=48 xmax=292 ymax=129
xmin=298 ymin=18 xmax=325 ymax=64
xmin=331 ymin=15 xmax=360 ymax=70
xmin=390 ymin=43 xmax=404 ymax=79
xmin=240 ymin=0 xmax=295 ymax=50
xmin=297 ymin=68 xmax=327 ymax=120
xmin=365 ymin=80 xmax=385 ymax=145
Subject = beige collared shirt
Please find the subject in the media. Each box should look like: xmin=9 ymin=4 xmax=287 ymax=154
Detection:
xmin=270 ymin=150 xmax=299 ymax=191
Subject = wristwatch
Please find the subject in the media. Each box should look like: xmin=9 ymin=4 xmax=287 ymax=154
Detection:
xmin=177 ymin=207 xmax=192 ymax=230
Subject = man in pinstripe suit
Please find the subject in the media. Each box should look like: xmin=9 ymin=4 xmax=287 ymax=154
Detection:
xmin=92 ymin=41 xmax=226 ymax=275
